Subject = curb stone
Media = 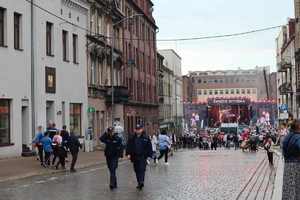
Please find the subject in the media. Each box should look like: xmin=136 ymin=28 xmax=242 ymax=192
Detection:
xmin=272 ymin=149 xmax=283 ymax=200
xmin=0 ymin=161 xmax=106 ymax=183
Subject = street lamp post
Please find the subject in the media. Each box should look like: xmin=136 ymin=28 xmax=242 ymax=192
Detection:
xmin=110 ymin=14 xmax=143 ymax=126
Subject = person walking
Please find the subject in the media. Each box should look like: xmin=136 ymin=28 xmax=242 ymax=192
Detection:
xmin=233 ymin=134 xmax=239 ymax=150
xmin=68 ymin=132 xmax=82 ymax=172
xmin=211 ymin=134 xmax=218 ymax=151
xmin=100 ymin=127 xmax=123 ymax=190
xmin=282 ymin=120 xmax=300 ymax=200
xmin=157 ymin=130 xmax=171 ymax=165
xmin=32 ymin=126 xmax=44 ymax=166
xmin=48 ymin=123 xmax=58 ymax=140
xmin=150 ymin=133 xmax=158 ymax=164
xmin=126 ymin=125 xmax=152 ymax=190
xmin=61 ymin=125 xmax=70 ymax=147
xmin=40 ymin=131 xmax=53 ymax=167
xmin=264 ymin=136 xmax=274 ymax=166
xmin=52 ymin=132 xmax=62 ymax=166
xmin=60 ymin=125 xmax=70 ymax=162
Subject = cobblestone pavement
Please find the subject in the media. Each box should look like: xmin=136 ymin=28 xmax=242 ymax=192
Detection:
xmin=0 ymin=149 xmax=266 ymax=200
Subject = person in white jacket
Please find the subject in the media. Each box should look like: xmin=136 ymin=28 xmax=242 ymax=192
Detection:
xmin=150 ymin=133 xmax=158 ymax=164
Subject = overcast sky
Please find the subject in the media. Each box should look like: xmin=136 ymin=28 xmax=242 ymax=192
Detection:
xmin=152 ymin=0 xmax=294 ymax=75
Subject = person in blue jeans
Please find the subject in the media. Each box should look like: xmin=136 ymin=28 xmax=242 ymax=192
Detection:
xmin=158 ymin=130 xmax=171 ymax=165
xmin=32 ymin=126 xmax=44 ymax=166
xmin=40 ymin=131 xmax=53 ymax=167
xmin=100 ymin=127 xmax=123 ymax=190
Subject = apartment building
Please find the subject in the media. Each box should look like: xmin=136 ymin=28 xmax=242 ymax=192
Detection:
xmin=0 ymin=0 xmax=90 ymax=157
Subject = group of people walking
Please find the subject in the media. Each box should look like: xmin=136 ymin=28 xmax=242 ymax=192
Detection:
xmin=100 ymin=124 xmax=172 ymax=191
xmin=32 ymin=123 xmax=82 ymax=172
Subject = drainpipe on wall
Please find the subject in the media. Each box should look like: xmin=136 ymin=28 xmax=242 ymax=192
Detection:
xmin=31 ymin=0 xmax=36 ymax=140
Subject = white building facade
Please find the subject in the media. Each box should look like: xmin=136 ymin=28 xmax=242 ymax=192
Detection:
xmin=33 ymin=0 xmax=89 ymax=136
xmin=158 ymin=49 xmax=183 ymax=135
xmin=0 ymin=0 xmax=89 ymax=158
xmin=0 ymin=1 xmax=32 ymax=157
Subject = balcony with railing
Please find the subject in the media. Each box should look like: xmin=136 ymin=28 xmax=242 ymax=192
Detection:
xmin=279 ymin=82 xmax=293 ymax=95
xmin=278 ymin=61 xmax=292 ymax=72
xmin=105 ymin=86 xmax=129 ymax=103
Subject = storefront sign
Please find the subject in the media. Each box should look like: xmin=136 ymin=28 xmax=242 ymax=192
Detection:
xmin=87 ymin=107 xmax=96 ymax=113
xmin=208 ymin=98 xmax=250 ymax=106
xmin=279 ymin=112 xmax=289 ymax=120
xmin=221 ymin=123 xmax=238 ymax=128
xmin=279 ymin=104 xmax=288 ymax=112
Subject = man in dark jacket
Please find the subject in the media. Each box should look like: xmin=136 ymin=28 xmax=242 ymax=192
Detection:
xmin=68 ymin=132 xmax=82 ymax=172
xmin=100 ymin=127 xmax=123 ymax=190
xmin=61 ymin=125 xmax=70 ymax=147
xmin=126 ymin=125 xmax=152 ymax=190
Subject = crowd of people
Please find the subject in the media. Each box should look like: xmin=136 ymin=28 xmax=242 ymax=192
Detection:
xmin=32 ymin=122 xmax=82 ymax=172
xmin=33 ymin=119 xmax=294 ymax=194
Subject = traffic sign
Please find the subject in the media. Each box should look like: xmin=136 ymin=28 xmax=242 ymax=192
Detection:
xmin=279 ymin=104 xmax=288 ymax=111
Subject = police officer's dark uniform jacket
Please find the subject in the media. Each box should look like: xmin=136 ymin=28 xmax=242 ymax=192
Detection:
xmin=126 ymin=132 xmax=153 ymax=189
xmin=100 ymin=132 xmax=123 ymax=189
xmin=126 ymin=133 xmax=153 ymax=162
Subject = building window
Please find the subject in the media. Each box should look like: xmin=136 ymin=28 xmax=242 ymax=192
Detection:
xmin=241 ymin=89 xmax=245 ymax=94
xmin=45 ymin=67 xmax=56 ymax=93
xmin=198 ymin=79 xmax=202 ymax=84
xmin=231 ymin=89 xmax=234 ymax=94
xmin=214 ymin=80 xmax=218 ymax=83
xmin=220 ymin=90 xmax=224 ymax=95
xmin=198 ymin=90 xmax=202 ymax=95
xmin=209 ymin=90 xmax=213 ymax=95
xmin=214 ymin=90 xmax=218 ymax=95
xmin=72 ymin=34 xmax=78 ymax=63
xmin=46 ymin=22 xmax=53 ymax=56
xmin=236 ymin=89 xmax=240 ymax=94
xmin=135 ymin=17 xmax=139 ymax=36
xmin=225 ymin=89 xmax=229 ymax=94
xmin=90 ymin=56 xmax=97 ymax=85
xmin=203 ymin=90 xmax=207 ymax=95
xmin=247 ymin=89 xmax=251 ymax=94
xmin=203 ymin=80 xmax=207 ymax=84
xmin=0 ymin=7 xmax=6 ymax=47
xmin=252 ymin=89 xmax=256 ymax=94
xmin=62 ymin=30 xmax=69 ymax=62
xmin=0 ymin=100 xmax=10 ymax=145
xmin=14 ymin=12 xmax=22 ymax=50
xmin=70 ymin=103 xmax=82 ymax=136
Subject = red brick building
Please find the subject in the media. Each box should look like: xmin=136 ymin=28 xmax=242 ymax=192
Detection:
xmin=122 ymin=0 xmax=158 ymax=135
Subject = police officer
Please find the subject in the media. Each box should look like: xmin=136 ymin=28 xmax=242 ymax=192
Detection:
xmin=100 ymin=127 xmax=123 ymax=190
xmin=126 ymin=124 xmax=153 ymax=190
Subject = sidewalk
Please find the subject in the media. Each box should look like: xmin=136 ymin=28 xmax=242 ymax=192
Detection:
xmin=0 ymin=150 xmax=106 ymax=183
xmin=272 ymin=147 xmax=284 ymax=200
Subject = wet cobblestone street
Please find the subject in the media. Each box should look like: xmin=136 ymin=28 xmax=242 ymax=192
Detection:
xmin=0 ymin=150 xmax=266 ymax=200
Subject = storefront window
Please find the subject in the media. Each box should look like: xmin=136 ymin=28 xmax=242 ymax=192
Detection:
xmin=70 ymin=103 xmax=82 ymax=136
xmin=0 ymin=100 xmax=10 ymax=145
